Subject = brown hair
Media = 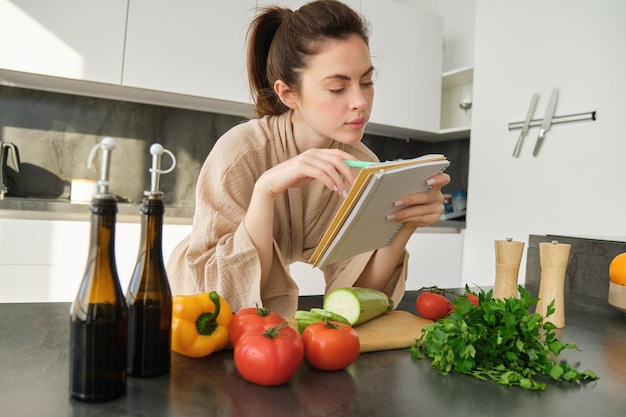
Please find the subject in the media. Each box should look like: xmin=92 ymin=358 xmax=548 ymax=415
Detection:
xmin=247 ymin=0 xmax=369 ymax=118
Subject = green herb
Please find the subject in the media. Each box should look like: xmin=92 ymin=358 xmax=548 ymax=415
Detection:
xmin=409 ymin=285 xmax=599 ymax=390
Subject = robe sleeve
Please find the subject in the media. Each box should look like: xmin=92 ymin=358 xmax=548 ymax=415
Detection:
xmin=166 ymin=137 xmax=299 ymax=316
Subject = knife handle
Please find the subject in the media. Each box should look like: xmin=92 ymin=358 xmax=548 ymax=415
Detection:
xmin=512 ymin=131 xmax=526 ymax=157
xmin=533 ymin=129 xmax=547 ymax=157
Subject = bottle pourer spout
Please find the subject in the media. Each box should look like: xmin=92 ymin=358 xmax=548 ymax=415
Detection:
xmin=87 ymin=137 xmax=116 ymax=196
xmin=148 ymin=143 xmax=176 ymax=195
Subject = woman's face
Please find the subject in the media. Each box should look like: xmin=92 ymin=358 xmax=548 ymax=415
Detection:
xmin=290 ymin=34 xmax=374 ymax=149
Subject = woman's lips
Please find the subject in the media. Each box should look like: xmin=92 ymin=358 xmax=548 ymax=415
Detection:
xmin=346 ymin=118 xmax=367 ymax=130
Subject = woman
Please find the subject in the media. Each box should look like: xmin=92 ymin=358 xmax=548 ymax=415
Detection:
xmin=166 ymin=0 xmax=450 ymax=317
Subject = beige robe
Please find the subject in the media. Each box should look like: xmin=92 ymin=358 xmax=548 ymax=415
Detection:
xmin=166 ymin=111 xmax=408 ymax=317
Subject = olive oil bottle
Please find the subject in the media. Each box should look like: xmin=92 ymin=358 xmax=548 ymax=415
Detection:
xmin=70 ymin=137 xmax=128 ymax=402
xmin=126 ymin=144 xmax=176 ymax=378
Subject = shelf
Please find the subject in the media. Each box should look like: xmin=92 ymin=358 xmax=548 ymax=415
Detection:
xmin=438 ymin=65 xmax=473 ymax=139
xmin=416 ymin=128 xmax=469 ymax=142
xmin=442 ymin=66 xmax=474 ymax=89
xmin=440 ymin=209 xmax=466 ymax=221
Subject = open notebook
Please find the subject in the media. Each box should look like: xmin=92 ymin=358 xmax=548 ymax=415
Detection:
xmin=308 ymin=154 xmax=450 ymax=267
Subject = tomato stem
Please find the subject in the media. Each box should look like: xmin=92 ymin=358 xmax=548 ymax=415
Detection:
xmin=413 ymin=284 xmax=483 ymax=299
xmin=262 ymin=322 xmax=289 ymax=338
xmin=323 ymin=320 xmax=341 ymax=330
xmin=254 ymin=303 xmax=272 ymax=317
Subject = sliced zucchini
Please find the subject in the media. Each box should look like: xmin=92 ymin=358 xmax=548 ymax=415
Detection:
xmin=294 ymin=317 xmax=322 ymax=334
xmin=308 ymin=308 xmax=351 ymax=325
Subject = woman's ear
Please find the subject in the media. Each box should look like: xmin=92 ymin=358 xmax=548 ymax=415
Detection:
xmin=274 ymin=80 xmax=298 ymax=109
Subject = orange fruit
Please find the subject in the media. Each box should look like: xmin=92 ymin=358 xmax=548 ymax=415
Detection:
xmin=609 ymin=252 xmax=626 ymax=286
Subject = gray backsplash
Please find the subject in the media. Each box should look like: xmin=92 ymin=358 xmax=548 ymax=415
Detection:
xmin=526 ymin=234 xmax=626 ymax=300
xmin=0 ymin=85 xmax=469 ymax=213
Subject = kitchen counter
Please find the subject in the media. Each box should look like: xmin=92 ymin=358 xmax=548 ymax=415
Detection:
xmin=0 ymin=197 xmax=464 ymax=229
xmin=0 ymin=197 xmax=193 ymax=224
xmin=1 ymin=290 xmax=624 ymax=417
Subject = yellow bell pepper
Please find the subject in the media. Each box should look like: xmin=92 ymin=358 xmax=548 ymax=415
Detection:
xmin=171 ymin=291 xmax=232 ymax=358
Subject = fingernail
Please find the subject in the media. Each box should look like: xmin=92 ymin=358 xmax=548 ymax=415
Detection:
xmin=394 ymin=199 xmax=405 ymax=207
xmin=342 ymin=189 xmax=348 ymax=198
xmin=426 ymin=178 xmax=436 ymax=186
xmin=386 ymin=213 xmax=397 ymax=221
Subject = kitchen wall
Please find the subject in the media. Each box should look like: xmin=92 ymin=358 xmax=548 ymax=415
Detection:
xmin=463 ymin=0 xmax=626 ymax=287
xmin=0 ymin=85 xmax=468 ymax=212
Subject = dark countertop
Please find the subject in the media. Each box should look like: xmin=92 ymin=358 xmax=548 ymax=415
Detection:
xmin=1 ymin=290 xmax=625 ymax=417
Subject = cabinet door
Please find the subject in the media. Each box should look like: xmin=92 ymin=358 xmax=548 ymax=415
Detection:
xmin=405 ymin=231 xmax=463 ymax=290
xmin=361 ymin=0 xmax=442 ymax=133
xmin=123 ymin=0 xmax=256 ymax=105
xmin=289 ymin=261 xmax=325 ymax=296
xmin=0 ymin=218 xmax=193 ymax=303
xmin=0 ymin=0 xmax=127 ymax=84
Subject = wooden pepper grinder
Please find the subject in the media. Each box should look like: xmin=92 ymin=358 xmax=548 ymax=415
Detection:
xmin=535 ymin=241 xmax=571 ymax=328
xmin=493 ymin=238 xmax=525 ymax=299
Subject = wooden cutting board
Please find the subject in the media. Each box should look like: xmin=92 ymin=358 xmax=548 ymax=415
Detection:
xmin=353 ymin=310 xmax=433 ymax=353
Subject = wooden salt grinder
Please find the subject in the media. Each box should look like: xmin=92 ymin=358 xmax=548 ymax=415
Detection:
xmin=534 ymin=241 xmax=571 ymax=328
xmin=493 ymin=238 xmax=525 ymax=299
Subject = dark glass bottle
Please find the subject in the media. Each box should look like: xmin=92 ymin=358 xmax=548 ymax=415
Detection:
xmin=70 ymin=196 xmax=128 ymax=402
xmin=126 ymin=194 xmax=172 ymax=377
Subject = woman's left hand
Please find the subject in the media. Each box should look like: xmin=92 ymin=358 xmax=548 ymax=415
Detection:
xmin=386 ymin=173 xmax=451 ymax=228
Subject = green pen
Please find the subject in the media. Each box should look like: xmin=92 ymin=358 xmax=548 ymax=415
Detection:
xmin=344 ymin=160 xmax=376 ymax=168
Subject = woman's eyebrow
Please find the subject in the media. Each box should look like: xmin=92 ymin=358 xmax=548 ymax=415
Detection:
xmin=323 ymin=66 xmax=375 ymax=82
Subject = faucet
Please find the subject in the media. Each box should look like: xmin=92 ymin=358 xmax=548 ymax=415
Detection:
xmin=1 ymin=141 xmax=21 ymax=199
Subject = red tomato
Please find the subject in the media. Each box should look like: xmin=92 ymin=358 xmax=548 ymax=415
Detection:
xmin=229 ymin=305 xmax=286 ymax=347
xmin=415 ymin=292 xmax=451 ymax=320
xmin=465 ymin=293 xmax=479 ymax=306
xmin=302 ymin=321 xmax=360 ymax=371
xmin=447 ymin=303 xmax=456 ymax=315
xmin=234 ymin=322 xmax=303 ymax=386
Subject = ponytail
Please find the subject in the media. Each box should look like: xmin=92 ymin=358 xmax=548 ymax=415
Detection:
xmin=247 ymin=7 xmax=293 ymax=118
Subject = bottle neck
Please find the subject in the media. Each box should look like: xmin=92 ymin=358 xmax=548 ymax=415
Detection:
xmin=139 ymin=197 xmax=165 ymax=253
xmin=89 ymin=197 xmax=118 ymax=255
xmin=84 ymin=197 xmax=120 ymax=304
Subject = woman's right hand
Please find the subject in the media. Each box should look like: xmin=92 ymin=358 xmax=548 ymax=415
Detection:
xmin=257 ymin=149 xmax=360 ymax=198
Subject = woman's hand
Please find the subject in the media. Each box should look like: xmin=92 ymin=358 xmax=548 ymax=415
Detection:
xmin=256 ymin=148 xmax=359 ymax=198
xmin=385 ymin=173 xmax=451 ymax=228
xmin=246 ymin=148 xmax=361 ymax=286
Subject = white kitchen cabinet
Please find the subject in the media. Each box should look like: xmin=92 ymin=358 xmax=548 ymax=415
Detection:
xmin=0 ymin=0 xmax=127 ymax=84
xmin=289 ymin=230 xmax=465 ymax=295
xmin=0 ymin=218 xmax=191 ymax=303
xmin=405 ymin=230 xmax=464 ymax=290
xmin=361 ymin=0 xmax=443 ymax=138
xmin=289 ymin=261 xmax=325 ymax=296
xmin=123 ymin=0 xmax=257 ymax=108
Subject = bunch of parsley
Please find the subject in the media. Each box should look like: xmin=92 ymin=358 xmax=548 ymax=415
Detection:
xmin=409 ymin=286 xmax=598 ymax=390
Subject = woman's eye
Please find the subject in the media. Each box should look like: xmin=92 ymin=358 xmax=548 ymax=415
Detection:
xmin=329 ymin=88 xmax=345 ymax=94
xmin=361 ymin=81 xmax=374 ymax=88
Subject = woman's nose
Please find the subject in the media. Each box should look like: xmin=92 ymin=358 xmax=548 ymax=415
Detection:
xmin=349 ymin=87 xmax=369 ymax=110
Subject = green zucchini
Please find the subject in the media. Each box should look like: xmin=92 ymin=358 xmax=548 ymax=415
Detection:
xmin=308 ymin=308 xmax=350 ymax=325
xmin=323 ymin=287 xmax=394 ymax=326
xmin=295 ymin=317 xmax=321 ymax=334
